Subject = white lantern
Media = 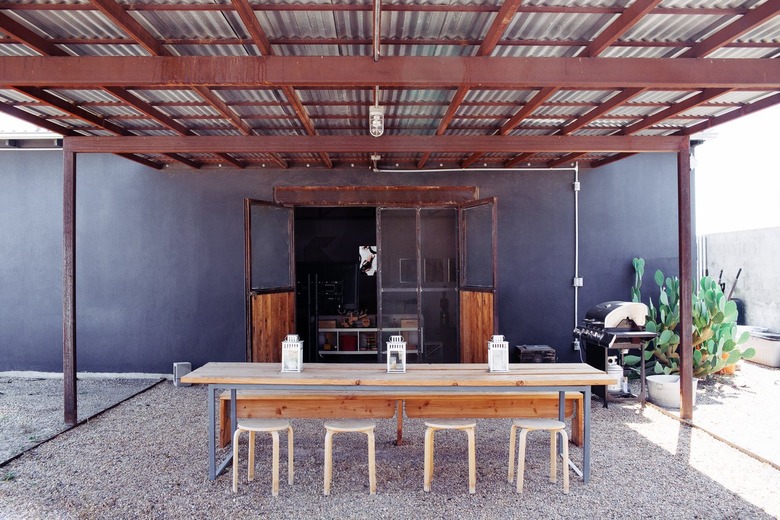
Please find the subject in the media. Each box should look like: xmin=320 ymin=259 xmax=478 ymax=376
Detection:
xmin=488 ymin=334 xmax=509 ymax=373
xmin=386 ymin=335 xmax=407 ymax=373
xmin=281 ymin=334 xmax=303 ymax=373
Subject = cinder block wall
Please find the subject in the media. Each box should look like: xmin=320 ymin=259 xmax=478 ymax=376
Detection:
xmin=705 ymin=227 xmax=780 ymax=331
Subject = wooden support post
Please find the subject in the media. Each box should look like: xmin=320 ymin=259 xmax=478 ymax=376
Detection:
xmin=677 ymin=141 xmax=693 ymax=421
xmin=63 ymin=149 xmax=77 ymax=425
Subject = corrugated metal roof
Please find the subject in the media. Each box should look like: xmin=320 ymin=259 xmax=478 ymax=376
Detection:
xmin=0 ymin=0 xmax=775 ymax=168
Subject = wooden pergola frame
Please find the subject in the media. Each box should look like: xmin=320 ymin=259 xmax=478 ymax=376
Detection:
xmin=61 ymin=134 xmax=695 ymax=423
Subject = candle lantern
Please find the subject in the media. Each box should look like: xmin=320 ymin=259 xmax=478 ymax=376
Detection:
xmin=488 ymin=334 xmax=509 ymax=373
xmin=281 ymin=334 xmax=303 ymax=373
xmin=386 ymin=335 xmax=407 ymax=373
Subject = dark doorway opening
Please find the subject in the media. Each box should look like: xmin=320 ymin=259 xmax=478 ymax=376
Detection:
xmin=294 ymin=207 xmax=377 ymax=362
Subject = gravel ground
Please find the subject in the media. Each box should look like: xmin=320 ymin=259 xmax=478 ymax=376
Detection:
xmin=0 ymin=364 xmax=778 ymax=519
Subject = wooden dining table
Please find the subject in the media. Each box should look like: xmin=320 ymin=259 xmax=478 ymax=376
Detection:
xmin=181 ymin=362 xmax=614 ymax=483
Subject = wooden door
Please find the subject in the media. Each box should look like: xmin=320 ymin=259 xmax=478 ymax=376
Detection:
xmin=244 ymin=199 xmax=295 ymax=362
xmin=458 ymin=198 xmax=497 ymax=363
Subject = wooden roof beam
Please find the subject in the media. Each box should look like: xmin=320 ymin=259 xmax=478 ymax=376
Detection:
xmin=2 ymin=56 xmax=779 ymax=89
xmin=64 ymin=134 xmax=686 ymax=154
xmin=547 ymin=152 xmax=586 ymax=168
xmin=680 ymin=0 xmax=780 ymax=58
xmin=466 ymin=86 xmax=559 ymax=168
xmin=0 ymin=12 xmax=69 ymax=56
xmin=679 ymin=92 xmax=780 ymax=136
xmin=561 ymin=87 xmax=646 ymax=135
xmin=504 ymin=152 xmax=535 ymax=168
xmin=581 ymin=0 xmax=663 ymax=57
xmin=417 ymin=85 xmax=470 ymax=168
xmin=90 ymin=0 xmax=167 ymax=56
xmin=231 ymin=0 xmax=327 ymax=168
xmin=420 ymin=0 xmax=521 ymax=169
xmin=479 ymin=0 xmax=523 ymax=56
xmin=621 ymin=88 xmax=731 ymax=135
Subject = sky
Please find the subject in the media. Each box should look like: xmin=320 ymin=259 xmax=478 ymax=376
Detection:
xmin=2 ymin=103 xmax=779 ymax=236
xmin=693 ymin=103 xmax=780 ymax=236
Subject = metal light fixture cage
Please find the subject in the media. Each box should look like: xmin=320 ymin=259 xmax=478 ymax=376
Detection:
xmin=488 ymin=334 xmax=509 ymax=372
xmin=369 ymin=105 xmax=385 ymax=137
xmin=281 ymin=334 xmax=304 ymax=373
xmin=386 ymin=334 xmax=407 ymax=373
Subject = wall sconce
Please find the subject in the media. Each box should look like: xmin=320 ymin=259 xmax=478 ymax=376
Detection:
xmin=369 ymin=105 xmax=385 ymax=138
xmin=281 ymin=334 xmax=303 ymax=373
xmin=386 ymin=334 xmax=406 ymax=373
xmin=488 ymin=334 xmax=509 ymax=372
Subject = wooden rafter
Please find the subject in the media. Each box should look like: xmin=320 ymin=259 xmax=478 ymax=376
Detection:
xmin=561 ymin=88 xmax=646 ymax=135
xmin=680 ymin=0 xmax=780 ymax=58
xmin=680 ymin=92 xmax=780 ymax=136
xmin=471 ymin=86 xmax=560 ymax=168
xmin=580 ymin=0 xmax=664 ymax=57
xmin=419 ymin=0 xmax=524 ymax=168
xmin=231 ymin=0 xmax=330 ymax=168
xmin=621 ymin=88 xmax=732 ymax=135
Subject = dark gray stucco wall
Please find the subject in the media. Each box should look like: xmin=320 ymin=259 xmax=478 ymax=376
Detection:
xmin=0 ymin=151 xmax=681 ymax=372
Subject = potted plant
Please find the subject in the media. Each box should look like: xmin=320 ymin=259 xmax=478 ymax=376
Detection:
xmin=629 ymin=258 xmax=755 ymax=408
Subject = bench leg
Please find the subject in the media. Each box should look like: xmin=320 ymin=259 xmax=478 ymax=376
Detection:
xmin=324 ymin=430 xmax=334 ymax=496
xmin=288 ymin=427 xmax=294 ymax=485
xmin=508 ymin=423 xmax=517 ymax=483
xmin=515 ymin=429 xmax=529 ymax=493
xmin=423 ymin=427 xmax=434 ymax=492
xmin=466 ymin=427 xmax=476 ymax=494
xmin=571 ymin=396 xmax=584 ymax=448
xmin=367 ymin=431 xmax=377 ymax=495
xmin=271 ymin=431 xmax=280 ymax=497
xmin=396 ymin=400 xmax=404 ymax=446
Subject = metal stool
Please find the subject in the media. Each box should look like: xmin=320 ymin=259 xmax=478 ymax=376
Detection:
xmin=232 ymin=419 xmax=294 ymax=495
xmin=423 ymin=419 xmax=477 ymax=494
xmin=508 ymin=418 xmax=569 ymax=494
xmin=323 ymin=420 xmax=377 ymax=495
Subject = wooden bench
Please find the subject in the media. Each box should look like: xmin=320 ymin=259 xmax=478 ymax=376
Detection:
xmin=219 ymin=390 xmax=583 ymax=448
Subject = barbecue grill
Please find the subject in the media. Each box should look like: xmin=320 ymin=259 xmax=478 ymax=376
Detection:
xmin=574 ymin=301 xmax=656 ymax=406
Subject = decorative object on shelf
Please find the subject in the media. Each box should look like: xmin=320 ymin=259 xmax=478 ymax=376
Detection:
xmin=339 ymin=308 xmax=369 ymax=328
xmin=359 ymin=246 xmax=377 ymax=276
xmin=387 ymin=335 xmax=407 ymax=373
xmin=281 ymin=334 xmax=303 ymax=373
xmin=488 ymin=335 xmax=509 ymax=372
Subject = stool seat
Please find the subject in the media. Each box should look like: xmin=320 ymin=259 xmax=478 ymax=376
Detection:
xmin=239 ymin=419 xmax=295 ymax=432
xmin=324 ymin=420 xmax=376 ymax=433
xmin=233 ymin=419 xmax=293 ymax=495
xmin=423 ymin=419 xmax=477 ymax=494
xmin=508 ymin=418 xmax=569 ymax=494
xmin=511 ymin=418 xmax=566 ymax=431
xmin=424 ymin=419 xmax=477 ymax=430
xmin=324 ymin=420 xmax=377 ymax=495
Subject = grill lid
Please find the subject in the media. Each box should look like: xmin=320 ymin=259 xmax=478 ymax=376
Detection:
xmin=585 ymin=301 xmax=648 ymax=328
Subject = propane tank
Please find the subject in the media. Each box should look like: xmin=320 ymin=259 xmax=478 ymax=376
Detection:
xmin=606 ymin=356 xmax=623 ymax=394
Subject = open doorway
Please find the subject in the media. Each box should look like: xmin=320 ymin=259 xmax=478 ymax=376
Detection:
xmin=294 ymin=207 xmax=377 ymax=362
xmin=245 ymin=187 xmax=495 ymax=365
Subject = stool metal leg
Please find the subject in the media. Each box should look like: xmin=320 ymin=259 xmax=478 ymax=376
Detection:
xmin=232 ymin=428 xmax=242 ymax=493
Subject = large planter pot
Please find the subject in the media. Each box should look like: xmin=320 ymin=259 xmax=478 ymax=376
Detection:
xmin=646 ymin=375 xmax=699 ymax=409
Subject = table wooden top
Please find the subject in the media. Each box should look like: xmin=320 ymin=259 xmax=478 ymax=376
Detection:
xmin=180 ymin=362 xmax=614 ymax=387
